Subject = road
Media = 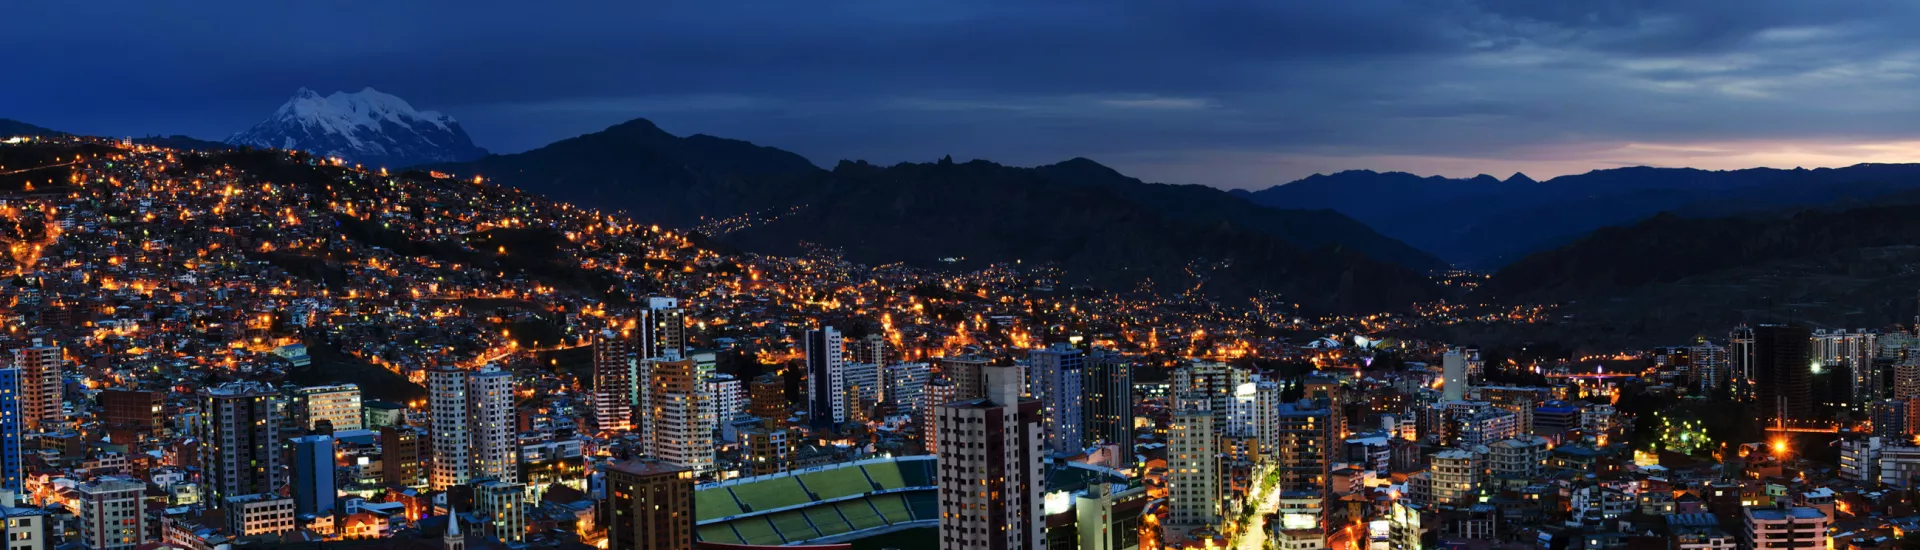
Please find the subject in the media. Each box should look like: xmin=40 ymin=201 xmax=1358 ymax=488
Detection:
xmin=1236 ymin=475 xmax=1283 ymax=550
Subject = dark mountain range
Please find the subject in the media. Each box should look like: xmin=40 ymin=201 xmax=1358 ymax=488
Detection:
xmin=0 ymin=119 xmax=64 ymax=137
xmin=132 ymin=135 xmax=231 ymax=152
xmin=431 ymin=119 xmax=1446 ymax=312
xmin=1238 ymin=165 xmax=1920 ymax=267
xmin=1443 ymin=203 xmax=1920 ymax=347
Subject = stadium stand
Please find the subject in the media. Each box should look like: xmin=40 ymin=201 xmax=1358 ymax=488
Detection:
xmin=694 ymin=457 xmax=939 ymax=546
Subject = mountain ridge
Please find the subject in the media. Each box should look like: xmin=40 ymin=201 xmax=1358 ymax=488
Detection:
xmin=226 ymin=87 xmax=488 ymax=168
xmin=427 ymin=118 xmax=1448 ymax=313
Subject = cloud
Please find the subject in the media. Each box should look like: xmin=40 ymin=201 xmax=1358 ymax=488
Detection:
xmin=8 ymin=0 xmax=1920 ymax=188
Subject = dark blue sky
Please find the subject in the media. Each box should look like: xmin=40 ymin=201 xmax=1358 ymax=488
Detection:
xmin=10 ymin=1 xmax=1920 ymax=188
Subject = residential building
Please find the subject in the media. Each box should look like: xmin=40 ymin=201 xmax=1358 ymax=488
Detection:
xmin=288 ymin=384 xmax=363 ymax=432
xmin=200 ymin=381 xmax=282 ymax=505
xmin=606 ymin=461 xmax=693 ymax=550
xmin=291 ymin=435 xmax=335 ymax=515
xmin=805 ymin=327 xmax=845 ymax=428
xmin=1030 ymin=344 xmax=1086 ymax=454
xmin=935 ymin=365 xmax=1044 ymax=549
xmin=76 ymin=477 xmax=146 ymax=549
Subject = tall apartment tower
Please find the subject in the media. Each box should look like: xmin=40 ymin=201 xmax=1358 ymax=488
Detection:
xmin=200 ymin=382 xmax=282 ymax=505
xmin=380 ymin=425 xmax=427 ymax=488
xmin=645 ymin=297 xmax=686 ymax=360
xmin=646 ymin=358 xmax=712 ymax=473
xmin=1441 ymin=349 xmax=1468 ymax=402
xmin=1276 ymin=400 xmax=1337 ymax=537
xmin=1754 ymin=324 xmax=1813 ymax=424
xmin=1083 ymin=350 xmax=1133 ymax=448
xmin=941 ymin=355 xmax=989 ymax=401
xmin=10 ymin=340 xmax=60 ymax=432
xmin=429 ymin=368 xmax=471 ymax=490
xmin=429 ymin=366 xmax=519 ymax=490
xmin=592 ymin=329 xmax=637 ymax=433
xmin=0 ymin=368 xmax=21 ymax=494
xmin=606 ymin=461 xmax=694 ymax=550
xmin=1030 ymin=344 xmax=1087 ymax=454
xmin=922 ymin=377 xmax=956 ymax=453
xmin=935 ymin=365 xmax=1043 ymax=550
xmin=1732 ymin=325 xmax=1757 ymax=399
xmin=1167 ymin=393 xmax=1220 ymax=535
xmin=805 ymin=327 xmax=846 ymax=429
xmin=290 ymin=435 xmax=336 ymax=515
xmin=1173 ymin=360 xmax=1250 ymax=429
xmin=76 ymin=477 xmax=146 ymax=550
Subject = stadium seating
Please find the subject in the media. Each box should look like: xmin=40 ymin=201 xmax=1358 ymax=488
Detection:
xmin=860 ymin=461 xmax=906 ymax=490
xmin=730 ymin=517 xmax=784 ymax=546
xmin=797 ymin=465 xmax=876 ymax=501
xmin=695 ymin=487 xmax=745 ymax=518
xmin=767 ymin=510 xmax=820 ymax=541
xmin=805 ymin=506 xmax=854 ymax=537
xmin=696 ymin=524 xmax=744 ymax=545
xmin=725 ymin=477 xmax=811 ymax=512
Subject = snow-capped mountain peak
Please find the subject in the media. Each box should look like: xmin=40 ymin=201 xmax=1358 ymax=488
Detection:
xmin=227 ymin=87 xmax=486 ymax=167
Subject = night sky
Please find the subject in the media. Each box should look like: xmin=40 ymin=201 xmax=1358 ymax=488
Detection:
xmin=10 ymin=1 xmax=1920 ymax=188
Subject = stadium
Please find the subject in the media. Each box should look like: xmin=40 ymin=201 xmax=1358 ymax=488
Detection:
xmin=692 ymin=456 xmax=938 ymax=547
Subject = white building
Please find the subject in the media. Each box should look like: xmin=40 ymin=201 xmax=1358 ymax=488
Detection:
xmin=1430 ymin=449 xmax=1478 ymax=509
xmin=429 ymin=366 xmax=519 ymax=490
xmin=704 ymin=374 xmax=744 ymax=424
xmin=473 ymin=479 xmax=526 ymax=543
xmin=935 ymin=365 xmax=1043 ymax=549
xmin=647 ymin=358 xmax=713 ymax=473
xmin=1840 ymin=437 xmax=1883 ymax=483
xmin=1743 ymin=507 xmax=1825 ymax=550
xmin=77 ymin=477 xmax=146 ymax=550
xmin=1487 ymin=436 xmax=1549 ymax=480
xmin=289 ymin=384 xmax=363 ymax=432
xmin=223 ymin=493 xmax=296 ymax=537
xmin=881 ymin=361 xmax=931 ymax=414
xmin=1878 ymin=445 xmax=1920 ymax=489
xmin=1456 ymin=409 xmax=1520 ymax=448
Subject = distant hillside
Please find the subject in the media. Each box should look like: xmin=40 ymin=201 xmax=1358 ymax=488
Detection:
xmin=1442 ymin=204 xmax=1920 ymax=347
xmin=431 ymin=119 xmax=1446 ymax=313
xmin=133 ymin=135 xmax=232 ymax=152
xmin=0 ymin=119 xmax=64 ymax=137
xmin=1239 ymin=165 xmax=1920 ymax=267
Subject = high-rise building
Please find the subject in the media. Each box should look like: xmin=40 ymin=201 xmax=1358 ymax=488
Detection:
xmin=76 ymin=477 xmax=145 ymax=550
xmin=429 ymin=366 xmax=519 ymax=490
xmin=0 ymin=369 xmax=21 ymax=494
xmin=99 ymin=388 xmax=162 ymax=447
xmin=646 ymin=358 xmax=712 ymax=473
xmin=0 ymin=506 xmax=48 ymax=550
xmin=1083 ymin=351 xmax=1133 ymax=448
xmin=704 ymin=373 xmax=744 ymax=423
xmin=380 ymin=425 xmax=427 ymax=488
xmin=1487 ymin=436 xmax=1550 ymax=481
xmin=1755 ymin=325 xmax=1813 ymax=424
xmin=200 ymin=381 xmax=282 ymax=505
xmin=941 ymin=355 xmax=989 ymax=401
xmin=467 ymin=368 xmax=517 ymax=483
xmin=288 ymin=384 xmax=362 ymax=432
xmin=10 ymin=340 xmax=60 ymax=432
xmin=1689 ymin=341 xmax=1728 ymax=392
xmin=291 ymin=435 xmax=336 ymax=515
xmin=1252 ymin=379 xmax=1284 ymax=460
xmin=473 ymin=478 xmax=527 ymax=543
xmin=882 ymin=361 xmax=931 ymax=414
xmin=606 ymin=461 xmax=694 ymax=550
xmin=1897 ymin=357 xmax=1920 ymax=402
xmin=747 ymin=373 xmax=787 ymax=421
xmin=848 ymin=333 xmax=888 ymax=366
xmin=936 ymin=365 xmax=1044 ymax=549
xmin=1732 ymin=325 xmax=1757 ymax=399
xmin=1030 ymin=344 xmax=1086 ymax=454
xmin=1275 ymin=399 xmax=1335 ymax=537
xmin=1442 ymin=349 xmax=1467 ymax=402
xmin=1167 ymin=393 xmax=1220 ymax=533
xmin=842 ymin=360 xmax=881 ymax=422
xmin=1172 ymin=360 xmax=1251 ymax=431
xmin=645 ymin=297 xmax=686 ymax=360
xmin=923 ymin=377 xmax=956 ymax=453
xmin=805 ymin=327 xmax=845 ymax=429
xmin=592 ymin=329 xmax=637 ymax=433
